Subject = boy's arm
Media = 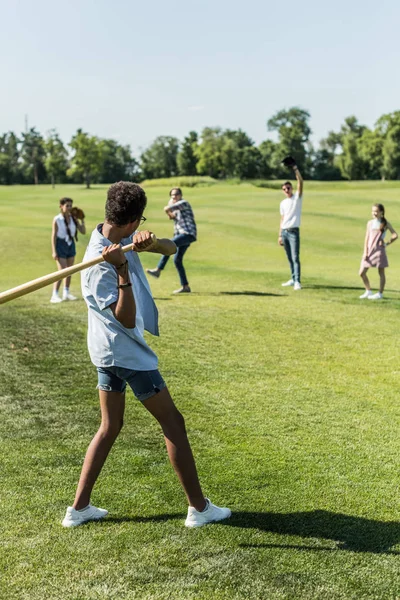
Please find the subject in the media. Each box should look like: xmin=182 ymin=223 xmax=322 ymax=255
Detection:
xmin=164 ymin=206 xmax=176 ymax=219
xmin=278 ymin=215 xmax=284 ymax=246
xmin=132 ymin=230 xmax=176 ymax=255
xmin=165 ymin=200 xmax=189 ymax=212
xmin=293 ymin=166 xmax=303 ymax=196
xmin=102 ymin=244 xmax=136 ymax=329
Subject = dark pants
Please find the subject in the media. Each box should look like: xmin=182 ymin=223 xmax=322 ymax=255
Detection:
xmin=282 ymin=228 xmax=300 ymax=283
xmin=157 ymin=233 xmax=196 ymax=286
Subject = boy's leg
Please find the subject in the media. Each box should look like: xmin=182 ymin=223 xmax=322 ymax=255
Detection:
xmin=282 ymin=232 xmax=295 ymax=280
xmin=73 ymin=390 xmax=125 ymax=509
xmin=156 ymin=254 xmax=170 ymax=271
xmin=291 ymin=230 xmax=301 ymax=283
xmin=173 ymin=245 xmax=190 ymax=287
xmin=143 ymin=387 xmax=206 ymax=512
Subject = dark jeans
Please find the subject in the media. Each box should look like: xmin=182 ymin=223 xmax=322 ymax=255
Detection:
xmin=282 ymin=228 xmax=301 ymax=283
xmin=157 ymin=233 xmax=196 ymax=287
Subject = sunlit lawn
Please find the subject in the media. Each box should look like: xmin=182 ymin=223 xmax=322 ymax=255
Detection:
xmin=1 ymin=181 xmax=400 ymax=599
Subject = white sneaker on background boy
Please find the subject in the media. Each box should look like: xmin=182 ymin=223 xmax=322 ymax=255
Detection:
xmin=281 ymin=279 xmax=294 ymax=287
xmin=185 ymin=498 xmax=231 ymax=528
xmin=294 ymin=282 xmax=301 ymax=291
xmin=63 ymin=289 xmax=78 ymax=301
xmin=62 ymin=504 xmax=108 ymax=527
xmin=359 ymin=290 xmax=373 ymax=299
xmin=368 ymin=292 xmax=383 ymax=301
xmin=50 ymin=293 xmax=63 ymax=304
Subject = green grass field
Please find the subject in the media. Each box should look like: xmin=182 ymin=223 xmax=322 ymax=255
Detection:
xmin=1 ymin=181 xmax=400 ymax=600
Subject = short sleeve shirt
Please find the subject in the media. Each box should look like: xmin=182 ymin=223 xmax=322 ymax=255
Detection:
xmin=81 ymin=225 xmax=159 ymax=371
xmin=280 ymin=193 xmax=303 ymax=230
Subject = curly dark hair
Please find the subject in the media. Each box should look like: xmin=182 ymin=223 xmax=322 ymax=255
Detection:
xmin=105 ymin=182 xmax=147 ymax=226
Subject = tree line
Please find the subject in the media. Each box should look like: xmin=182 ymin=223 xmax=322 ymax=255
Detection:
xmin=1 ymin=107 xmax=400 ymax=187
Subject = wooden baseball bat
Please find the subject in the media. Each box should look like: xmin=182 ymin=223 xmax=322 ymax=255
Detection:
xmin=0 ymin=235 xmax=157 ymax=306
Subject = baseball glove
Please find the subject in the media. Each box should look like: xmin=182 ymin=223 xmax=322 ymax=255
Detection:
xmin=71 ymin=207 xmax=85 ymax=220
xmin=281 ymin=156 xmax=297 ymax=168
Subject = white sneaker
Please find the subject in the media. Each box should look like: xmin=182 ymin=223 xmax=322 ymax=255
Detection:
xmin=359 ymin=290 xmax=373 ymax=299
xmin=281 ymin=279 xmax=294 ymax=287
xmin=368 ymin=292 xmax=383 ymax=301
xmin=294 ymin=282 xmax=302 ymax=291
xmin=50 ymin=295 xmax=63 ymax=304
xmin=63 ymin=291 xmax=78 ymax=301
xmin=62 ymin=504 xmax=108 ymax=528
xmin=185 ymin=498 xmax=231 ymax=528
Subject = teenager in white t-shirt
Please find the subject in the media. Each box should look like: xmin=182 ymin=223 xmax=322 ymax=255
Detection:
xmin=278 ymin=166 xmax=304 ymax=290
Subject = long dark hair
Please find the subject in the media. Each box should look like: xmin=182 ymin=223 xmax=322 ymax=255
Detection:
xmin=60 ymin=197 xmax=78 ymax=242
xmin=374 ymin=203 xmax=387 ymax=233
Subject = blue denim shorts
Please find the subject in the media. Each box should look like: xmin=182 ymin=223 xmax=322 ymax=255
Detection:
xmin=56 ymin=238 xmax=76 ymax=259
xmin=96 ymin=366 xmax=166 ymax=402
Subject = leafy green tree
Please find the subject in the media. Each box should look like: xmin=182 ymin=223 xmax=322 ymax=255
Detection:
xmin=195 ymin=127 xmax=226 ymax=178
xmin=375 ymin=111 xmax=400 ymax=136
xmin=0 ymin=132 xmax=21 ymax=185
xmin=45 ymin=129 xmax=69 ymax=187
xmin=312 ymin=148 xmax=342 ymax=180
xmin=98 ymin=139 xmax=140 ymax=183
xmin=335 ymin=117 xmax=368 ymax=180
xmin=257 ymin=140 xmax=278 ymax=179
xmin=21 ymin=127 xmax=46 ymax=184
xmin=196 ymin=128 xmax=256 ymax=179
xmin=338 ymin=134 xmax=367 ymax=180
xmin=358 ymin=129 xmax=384 ymax=180
xmin=69 ymin=129 xmax=100 ymax=188
xmin=140 ymin=136 xmax=179 ymax=180
xmin=177 ymin=131 xmax=198 ymax=176
xmin=267 ymin=107 xmax=312 ymax=175
xmin=382 ymin=126 xmax=400 ymax=180
xmin=235 ymin=146 xmax=263 ymax=179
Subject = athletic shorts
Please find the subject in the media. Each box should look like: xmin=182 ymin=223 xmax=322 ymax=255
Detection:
xmin=96 ymin=366 xmax=166 ymax=402
xmin=56 ymin=238 xmax=76 ymax=259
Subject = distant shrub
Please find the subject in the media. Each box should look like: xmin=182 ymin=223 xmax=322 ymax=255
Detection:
xmin=249 ymin=180 xmax=282 ymax=190
xmin=140 ymin=176 xmax=217 ymax=188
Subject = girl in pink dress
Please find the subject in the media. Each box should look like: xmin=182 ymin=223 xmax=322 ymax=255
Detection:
xmin=359 ymin=203 xmax=398 ymax=300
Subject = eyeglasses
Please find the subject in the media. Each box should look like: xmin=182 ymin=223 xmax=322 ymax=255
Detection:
xmin=282 ymin=187 xmax=292 ymax=192
xmin=140 ymin=216 xmax=147 ymax=224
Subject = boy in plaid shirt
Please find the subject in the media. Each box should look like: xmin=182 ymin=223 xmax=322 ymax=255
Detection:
xmin=147 ymin=188 xmax=197 ymax=293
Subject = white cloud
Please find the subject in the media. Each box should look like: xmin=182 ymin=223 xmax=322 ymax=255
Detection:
xmin=188 ymin=105 xmax=205 ymax=112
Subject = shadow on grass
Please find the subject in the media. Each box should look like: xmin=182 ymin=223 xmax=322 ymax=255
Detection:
xmin=220 ymin=291 xmax=286 ymax=297
xmin=227 ymin=510 xmax=400 ymax=554
xmin=104 ymin=510 xmax=400 ymax=554
xmin=194 ymin=291 xmax=287 ymax=297
xmin=306 ymin=284 xmax=398 ymax=293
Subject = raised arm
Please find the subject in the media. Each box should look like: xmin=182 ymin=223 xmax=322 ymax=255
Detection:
xmin=293 ymin=166 xmax=303 ymax=196
xmin=385 ymin=222 xmax=398 ymax=246
xmin=102 ymin=244 xmax=136 ymax=329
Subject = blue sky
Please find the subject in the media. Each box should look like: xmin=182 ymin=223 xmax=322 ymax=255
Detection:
xmin=1 ymin=0 xmax=399 ymax=153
